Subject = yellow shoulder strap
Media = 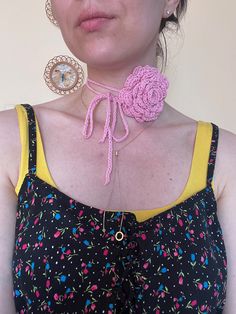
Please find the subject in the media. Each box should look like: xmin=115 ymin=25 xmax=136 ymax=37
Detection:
xmin=15 ymin=104 xmax=56 ymax=195
xmin=190 ymin=120 xmax=215 ymax=192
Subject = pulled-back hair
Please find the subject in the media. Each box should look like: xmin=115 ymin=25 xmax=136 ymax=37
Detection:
xmin=157 ymin=0 xmax=188 ymax=72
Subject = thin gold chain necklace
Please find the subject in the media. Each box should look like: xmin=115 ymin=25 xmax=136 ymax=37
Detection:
xmin=80 ymin=87 xmax=155 ymax=241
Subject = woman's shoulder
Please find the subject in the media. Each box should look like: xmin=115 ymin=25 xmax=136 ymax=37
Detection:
xmin=215 ymin=126 xmax=236 ymax=198
xmin=0 ymin=106 xmax=20 ymax=146
xmin=0 ymin=106 xmax=21 ymax=187
xmin=218 ymin=125 xmax=236 ymax=163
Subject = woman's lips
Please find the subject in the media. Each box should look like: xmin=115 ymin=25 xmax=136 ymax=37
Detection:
xmin=79 ymin=17 xmax=114 ymax=32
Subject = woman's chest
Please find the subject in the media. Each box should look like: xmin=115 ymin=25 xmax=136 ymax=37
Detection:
xmin=40 ymin=127 xmax=195 ymax=211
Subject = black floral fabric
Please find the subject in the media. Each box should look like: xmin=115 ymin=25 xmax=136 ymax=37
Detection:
xmin=12 ymin=104 xmax=227 ymax=313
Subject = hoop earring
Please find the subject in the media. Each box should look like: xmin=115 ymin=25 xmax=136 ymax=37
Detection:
xmin=45 ymin=0 xmax=59 ymax=27
xmin=44 ymin=55 xmax=85 ymax=95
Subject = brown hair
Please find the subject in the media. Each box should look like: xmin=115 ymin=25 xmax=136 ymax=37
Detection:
xmin=157 ymin=0 xmax=188 ymax=72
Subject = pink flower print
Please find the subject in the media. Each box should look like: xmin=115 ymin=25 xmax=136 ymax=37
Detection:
xmin=103 ymin=249 xmax=109 ymax=256
xmin=178 ymin=218 xmax=183 ymax=227
xmin=160 ymin=291 xmax=165 ymax=298
xmin=200 ymin=304 xmax=207 ymax=311
xmin=106 ymin=290 xmax=112 ymax=298
xmin=141 ymin=233 xmax=147 ymax=240
xmin=25 ymin=265 xmax=30 ymax=272
xmin=69 ymin=199 xmax=76 ymax=209
xmin=208 ymin=218 xmax=213 ymax=225
xmin=199 ymin=232 xmax=204 ymax=239
xmin=78 ymin=209 xmax=84 ymax=217
xmin=178 ymin=271 xmax=185 ymax=285
xmin=19 ymin=223 xmax=24 ymax=231
xmin=191 ymin=300 xmax=197 ymax=307
xmin=54 ymin=227 xmax=68 ymax=238
xmin=90 ymin=284 xmax=98 ymax=292
xmin=34 ymin=217 xmax=39 ymax=225
xmin=22 ymin=243 xmax=28 ymax=250
xmin=179 ymin=276 xmax=184 ymax=285
xmin=198 ymin=282 xmax=203 ymax=290
xmin=143 ymin=262 xmax=149 ymax=269
xmin=35 ymin=290 xmax=40 ymax=298
xmin=31 ymin=197 xmax=35 ymax=205
xmin=54 ymin=293 xmax=59 ymax=301
xmin=175 ymin=302 xmax=180 ymax=309
xmin=223 ymin=259 xmax=227 ymax=267
xmin=54 ymin=230 xmax=61 ymax=238
xmin=46 ymin=279 xmax=51 ymax=288
xmin=91 ymin=304 xmax=96 ymax=310
xmin=69 ymin=292 xmax=74 ymax=299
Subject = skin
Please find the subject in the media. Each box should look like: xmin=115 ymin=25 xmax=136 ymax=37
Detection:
xmin=0 ymin=0 xmax=235 ymax=312
xmin=51 ymin=0 xmax=180 ymax=131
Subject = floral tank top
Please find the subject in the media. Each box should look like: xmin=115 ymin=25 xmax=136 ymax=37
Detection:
xmin=12 ymin=104 xmax=227 ymax=313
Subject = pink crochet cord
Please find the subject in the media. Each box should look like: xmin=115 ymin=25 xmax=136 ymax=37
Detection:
xmin=82 ymin=65 xmax=169 ymax=185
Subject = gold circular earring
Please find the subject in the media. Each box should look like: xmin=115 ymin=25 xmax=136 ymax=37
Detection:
xmin=45 ymin=0 xmax=58 ymax=27
xmin=44 ymin=55 xmax=85 ymax=95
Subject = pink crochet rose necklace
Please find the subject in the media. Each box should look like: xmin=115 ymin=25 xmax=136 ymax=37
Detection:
xmin=81 ymin=64 xmax=169 ymax=185
xmin=81 ymin=64 xmax=169 ymax=241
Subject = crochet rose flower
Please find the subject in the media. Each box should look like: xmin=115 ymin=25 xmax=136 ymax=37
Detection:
xmin=118 ymin=65 xmax=169 ymax=122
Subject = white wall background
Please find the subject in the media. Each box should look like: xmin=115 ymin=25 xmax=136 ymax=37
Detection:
xmin=0 ymin=1 xmax=235 ymax=133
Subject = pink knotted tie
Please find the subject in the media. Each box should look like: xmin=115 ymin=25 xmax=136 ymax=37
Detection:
xmin=82 ymin=65 xmax=169 ymax=185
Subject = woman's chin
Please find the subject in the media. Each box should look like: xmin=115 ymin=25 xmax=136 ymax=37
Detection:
xmin=76 ymin=52 xmax=122 ymax=68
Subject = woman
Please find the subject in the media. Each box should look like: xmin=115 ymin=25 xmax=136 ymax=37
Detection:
xmin=0 ymin=0 xmax=235 ymax=313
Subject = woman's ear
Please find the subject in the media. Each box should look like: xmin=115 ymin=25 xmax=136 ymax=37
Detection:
xmin=163 ymin=0 xmax=180 ymax=18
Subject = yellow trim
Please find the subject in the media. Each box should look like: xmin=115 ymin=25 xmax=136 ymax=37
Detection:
xmin=14 ymin=104 xmax=215 ymax=223
xmin=15 ymin=104 xmax=26 ymax=195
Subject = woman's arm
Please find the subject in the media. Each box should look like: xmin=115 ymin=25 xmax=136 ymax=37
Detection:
xmin=0 ymin=111 xmax=18 ymax=313
xmin=216 ymin=128 xmax=236 ymax=313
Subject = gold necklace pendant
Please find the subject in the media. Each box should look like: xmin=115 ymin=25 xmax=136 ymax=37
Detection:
xmin=115 ymin=231 xmax=124 ymax=241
